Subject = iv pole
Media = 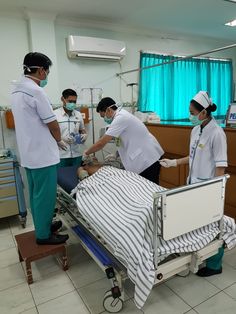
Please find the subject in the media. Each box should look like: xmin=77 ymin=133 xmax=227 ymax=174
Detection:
xmin=80 ymin=87 xmax=103 ymax=144
xmin=126 ymin=83 xmax=138 ymax=114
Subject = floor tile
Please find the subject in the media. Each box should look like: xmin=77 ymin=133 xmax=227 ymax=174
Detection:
xmin=0 ymin=263 xmax=25 ymax=291
xmin=21 ymin=308 xmax=38 ymax=314
xmin=21 ymin=255 xmax=62 ymax=281
xmin=0 ymin=283 xmax=35 ymax=314
xmin=194 ymin=291 xmax=236 ymax=314
xmin=0 ymin=233 xmax=15 ymax=252
xmin=66 ymin=243 xmax=91 ymax=266
xmin=0 ymin=218 xmax=11 ymax=235
xmin=165 ymin=273 xmax=220 ymax=307
xmin=224 ymin=247 xmax=236 ymax=269
xmin=204 ymin=263 xmax=236 ymax=290
xmin=0 ymin=247 xmax=19 ymax=268
xmin=142 ymin=284 xmax=190 ymax=314
xmin=30 ymin=270 xmax=75 ymax=305
xmin=224 ymin=282 xmax=236 ymax=299
xmin=67 ymin=258 xmax=105 ymax=288
xmin=123 ymin=279 xmax=135 ymax=299
xmin=37 ymin=290 xmax=89 ymax=314
xmin=78 ymin=277 xmax=122 ymax=314
xmin=9 ymin=212 xmax=34 ymax=233
xmin=102 ymin=299 xmax=143 ymax=314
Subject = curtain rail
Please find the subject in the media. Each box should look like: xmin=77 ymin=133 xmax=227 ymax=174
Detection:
xmin=116 ymin=43 xmax=236 ymax=76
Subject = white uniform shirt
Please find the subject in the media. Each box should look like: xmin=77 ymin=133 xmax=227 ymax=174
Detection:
xmin=11 ymin=77 xmax=59 ymax=169
xmin=105 ymin=109 xmax=164 ymax=174
xmin=54 ymin=107 xmax=85 ymax=159
xmin=188 ymin=119 xmax=227 ymax=184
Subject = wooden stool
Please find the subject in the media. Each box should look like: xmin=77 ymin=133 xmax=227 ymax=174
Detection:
xmin=15 ymin=231 xmax=68 ymax=284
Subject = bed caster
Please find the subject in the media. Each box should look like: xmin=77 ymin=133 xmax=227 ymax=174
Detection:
xmin=103 ymin=290 xmax=124 ymax=313
xmin=156 ymin=273 xmax=163 ymax=280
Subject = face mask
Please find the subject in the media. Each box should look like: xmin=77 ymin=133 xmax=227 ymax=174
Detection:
xmin=103 ymin=106 xmax=116 ymax=124
xmin=104 ymin=116 xmax=113 ymax=124
xmin=26 ymin=68 xmax=48 ymax=88
xmin=189 ymin=111 xmax=207 ymax=126
xmin=39 ymin=77 xmax=48 ymax=88
xmin=65 ymin=102 xmax=76 ymax=111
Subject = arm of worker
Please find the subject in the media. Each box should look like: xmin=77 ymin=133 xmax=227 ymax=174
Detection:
xmin=47 ymin=120 xmax=67 ymax=150
xmin=160 ymin=156 xmax=189 ymax=168
xmin=215 ymin=167 xmax=226 ymax=177
xmin=212 ymin=130 xmax=228 ymax=177
xmin=47 ymin=120 xmax=61 ymax=142
xmin=84 ymin=135 xmax=113 ymax=156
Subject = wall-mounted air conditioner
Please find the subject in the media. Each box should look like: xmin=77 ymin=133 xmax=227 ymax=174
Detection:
xmin=67 ymin=35 xmax=126 ymax=61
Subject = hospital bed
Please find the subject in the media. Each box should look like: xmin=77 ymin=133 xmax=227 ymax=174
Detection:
xmin=56 ymin=166 xmax=232 ymax=312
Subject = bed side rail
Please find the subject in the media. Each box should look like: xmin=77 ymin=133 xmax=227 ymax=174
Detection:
xmin=153 ymin=175 xmax=229 ymax=266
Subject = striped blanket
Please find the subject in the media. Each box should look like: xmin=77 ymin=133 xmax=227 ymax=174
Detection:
xmin=75 ymin=166 xmax=236 ymax=308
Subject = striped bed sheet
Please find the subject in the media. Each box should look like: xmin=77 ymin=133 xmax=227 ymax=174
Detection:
xmin=74 ymin=166 xmax=236 ymax=308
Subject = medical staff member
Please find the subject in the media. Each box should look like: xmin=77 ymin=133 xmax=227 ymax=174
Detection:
xmin=160 ymin=91 xmax=227 ymax=277
xmin=83 ymin=97 xmax=164 ymax=183
xmin=54 ymin=89 xmax=87 ymax=167
xmin=11 ymin=52 xmax=69 ymax=245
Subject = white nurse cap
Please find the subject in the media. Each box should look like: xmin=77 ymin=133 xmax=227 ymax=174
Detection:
xmin=193 ymin=91 xmax=212 ymax=109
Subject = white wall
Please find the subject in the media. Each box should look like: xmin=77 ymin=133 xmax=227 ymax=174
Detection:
xmin=54 ymin=20 xmax=236 ymax=146
xmin=0 ymin=13 xmax=235 ymax=151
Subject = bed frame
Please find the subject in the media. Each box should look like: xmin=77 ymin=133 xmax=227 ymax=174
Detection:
xmin=56 ymin=174 xmax=229 ymax=313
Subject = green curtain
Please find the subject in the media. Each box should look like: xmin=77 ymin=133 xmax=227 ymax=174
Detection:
xmin=138 ymin=53 xmax=233 ymax=120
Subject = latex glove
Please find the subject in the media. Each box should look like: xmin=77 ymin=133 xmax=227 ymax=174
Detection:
xmin=57 ymin=140 xmax=67 ymax=151
xmin=159 ymin=158 xmax=177 ymax=168
xmin=80 ymin=133 xmax=88 ymax=143
xmin=82 ymin=152 xmax=90 ymax=162
xmin=64 ymin=136 xmax=75 ymax=144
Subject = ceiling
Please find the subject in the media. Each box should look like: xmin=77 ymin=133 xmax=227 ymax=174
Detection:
xmin=0 ymin=0 xmax=236 ymax=41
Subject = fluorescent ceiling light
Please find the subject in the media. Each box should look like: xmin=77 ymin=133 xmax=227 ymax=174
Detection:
xmin=224 ymin=0 xmax=236 ymax=3
xmin=225 ymin=19 xmax=236 ymax=26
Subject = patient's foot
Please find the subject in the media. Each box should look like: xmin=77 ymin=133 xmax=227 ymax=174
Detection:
xmin=51 ymin=220 xmax=62 ymax=233
xmin=36 ymin=234 xmax=69 ymax=245
xmin=196 ymin=267 xmax=222 ymax=277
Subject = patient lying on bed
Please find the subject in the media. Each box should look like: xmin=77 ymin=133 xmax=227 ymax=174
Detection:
xmin=77 ymin=155 xmax=123 ymax=180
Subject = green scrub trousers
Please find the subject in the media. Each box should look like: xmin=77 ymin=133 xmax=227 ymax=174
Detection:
xmin=58 ymin=156 xmax=82 ymax=168
xmin=25 ymin=165 xmax=57 ymax=240
xmin=206 ymin=246 xmax=224 ymax=270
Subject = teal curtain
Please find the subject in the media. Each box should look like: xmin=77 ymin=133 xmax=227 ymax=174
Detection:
xmin=138 ymin=53 xmax=233 ymax=120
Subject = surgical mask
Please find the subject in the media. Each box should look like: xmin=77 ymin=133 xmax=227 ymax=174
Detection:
xmin=104 ymin=116 xmax=113 ymax=124
xmin=103 ymin=104 xmax=117 ymax=124
xmin=25 ymin=67 xmax=48 ymax=88
xmin=39 ymin=76 xmax=48 ymax=88
xmin=65 ymin=102 xmax=76 ymax=111
xmin=189 ymin=111 xmax=207 ymax=126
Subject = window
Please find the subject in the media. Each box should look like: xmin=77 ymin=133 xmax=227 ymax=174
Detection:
xmin=138 ymin=52 xmax=233 ymax=120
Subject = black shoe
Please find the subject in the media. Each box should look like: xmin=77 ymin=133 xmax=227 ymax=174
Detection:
xmin=36 ymin=233 xmax=69 ymax=245
xmin=196 ymin=267 xmax=222 ymax=277
xmin=51 ymin=221 xmax=62 ymax=233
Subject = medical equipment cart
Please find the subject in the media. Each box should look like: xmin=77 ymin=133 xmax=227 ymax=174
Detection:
xmin=0 ymin=149 xmax=27 ymax=227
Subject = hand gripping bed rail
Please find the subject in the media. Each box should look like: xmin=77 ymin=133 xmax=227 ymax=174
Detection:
xmin=153 ymin=174 xmax=229 ymax=268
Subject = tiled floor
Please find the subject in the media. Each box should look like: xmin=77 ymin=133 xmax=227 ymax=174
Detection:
xmin=0 ymin=213 xmax=236 ymax=314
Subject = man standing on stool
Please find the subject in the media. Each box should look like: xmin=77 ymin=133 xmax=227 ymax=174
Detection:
xmin=54 ymin=89 xmax=87 ymax=167
xmin=11 ymin=52 xmax=69 ymax=245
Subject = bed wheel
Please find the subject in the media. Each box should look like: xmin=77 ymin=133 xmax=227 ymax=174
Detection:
xmin=103 ymin=290 xmax=123 ymax=313
xmin=156 ymin=273 xmax=163 ymax=280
